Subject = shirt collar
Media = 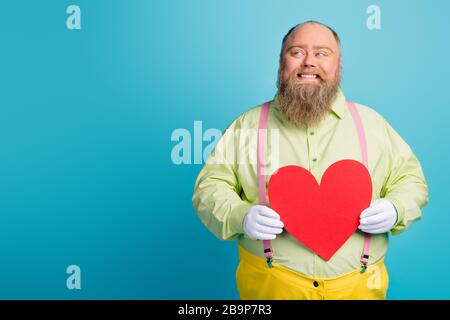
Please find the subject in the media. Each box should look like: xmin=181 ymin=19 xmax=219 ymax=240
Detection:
xmin=329 ymin=88 xmax=346 ymax=119
xmin=272 ymin=87 xmax=347 ymax=120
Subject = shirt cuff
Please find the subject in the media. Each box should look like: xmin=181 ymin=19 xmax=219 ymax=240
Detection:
xmin=229 ymin=202 xmax=253 ymax=236
xmin=384 ymin=196 xmax=405 ymax=235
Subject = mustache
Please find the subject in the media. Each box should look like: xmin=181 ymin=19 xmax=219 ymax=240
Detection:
xmin=279 ymin=69 xmax=328 ymax=86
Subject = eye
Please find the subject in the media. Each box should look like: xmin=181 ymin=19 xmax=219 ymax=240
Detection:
xmin=291 ymin=49 xmax=305 ymax=56
xmin=315 ymin=51 xmax=328 ymax=57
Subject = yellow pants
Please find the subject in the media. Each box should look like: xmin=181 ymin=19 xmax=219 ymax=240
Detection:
xmin=236 ymin=245 xmax=389 ymax=300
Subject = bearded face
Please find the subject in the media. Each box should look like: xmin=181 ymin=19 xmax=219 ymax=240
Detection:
xmin=277 ymin=65 xmax=341 ymax=128
xmin=276 ymin=22 xmax=342 ymax=128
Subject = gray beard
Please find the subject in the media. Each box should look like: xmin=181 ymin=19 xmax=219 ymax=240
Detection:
xmin=278 ymin=76 xmax=340 ymax=128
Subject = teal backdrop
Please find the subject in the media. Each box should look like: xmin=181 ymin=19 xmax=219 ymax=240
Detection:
xmin=0 ymin=0 xmax=447 ymax=299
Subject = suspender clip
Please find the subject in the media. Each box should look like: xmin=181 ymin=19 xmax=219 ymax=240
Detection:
xmin=264 ymin=247 xmax=273 ymax=268
xmin=360 ymin=254 xmax=369 ymax=273
xmin=266 ymin=256 xmax=273 ymax=268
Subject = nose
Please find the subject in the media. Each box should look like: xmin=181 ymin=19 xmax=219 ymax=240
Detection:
xmin=303 ymin=52 xmax=317 ymax=68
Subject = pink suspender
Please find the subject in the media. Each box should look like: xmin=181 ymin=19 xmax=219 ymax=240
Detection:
xmin=347 ymin=101 xmax=368 ymax=168
xmin=257 ymin=100 xmax=371 ymax=273
xmin=257 ymin=102 xmax=273 ymax=267
xmin=347 ymin=101 xmax=371 ymax=273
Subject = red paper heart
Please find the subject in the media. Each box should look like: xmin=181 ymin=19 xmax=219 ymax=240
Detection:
xmin=267 ymin=159 xmax=372 ymax=261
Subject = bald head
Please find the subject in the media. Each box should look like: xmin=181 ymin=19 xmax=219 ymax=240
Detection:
xmin=281 ymin=21 xmax=341 ymax=58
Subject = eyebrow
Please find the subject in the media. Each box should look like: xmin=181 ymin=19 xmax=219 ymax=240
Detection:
xmin=286 ymin=45 xmax=335 ymax=53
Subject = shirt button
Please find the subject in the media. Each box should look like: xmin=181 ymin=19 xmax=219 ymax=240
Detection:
xmin=313 ymin=281 xmax=319 ymax=287
xmin=312 ymin=158 xmax=317 ymax=162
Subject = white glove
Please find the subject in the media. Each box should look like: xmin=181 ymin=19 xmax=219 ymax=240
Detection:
xmin=243 ymin=205 xmax=284 ymax=240
xmin=359 ymin=198 xmax=398 ymax=234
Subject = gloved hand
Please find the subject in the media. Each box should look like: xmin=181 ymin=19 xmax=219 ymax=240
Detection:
xmin=359 ymin=198 xmax=398 ymax=234
xmin=243 ymin=205 xmax=284 ymax=240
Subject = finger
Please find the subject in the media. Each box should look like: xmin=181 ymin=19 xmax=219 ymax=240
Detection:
xmin=359 ymin=226 xmax=389 ymax=234
xmin=359 ymin=220 xmax=391 ymax=231
xmin=257 ymin=215 xmax=284 ymax=228
xmin=360 ymin=212 xmax=389 ymax=225
xmin=255 ymin=224 xmax=283 ymax=235
xmin=259 ymin=206 xmax=281 ymax=220
xmin=370 ymin=199 xmax=383 ymax=206
xmin=254 ymin=231 xmax=276 ymax=240
xmin=360 ymin=217 xmax=391 ymax=228
xmin=360 ymin=205 xmax=384 ymax=219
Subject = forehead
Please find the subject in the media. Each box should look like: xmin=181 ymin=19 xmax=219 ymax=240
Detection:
xmin=285 ymin=23 xmax=339 ymax=51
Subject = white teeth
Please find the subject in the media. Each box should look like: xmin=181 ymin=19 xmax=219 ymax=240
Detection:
xmin=300 ymin=74 xmax=318 ymax=78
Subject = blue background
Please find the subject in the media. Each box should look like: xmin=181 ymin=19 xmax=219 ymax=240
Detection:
xmin=0 ymin=0 xmax=447 ymax=299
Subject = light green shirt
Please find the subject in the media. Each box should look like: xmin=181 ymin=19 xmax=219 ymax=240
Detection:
xmin=192 ymin=88 xmax=429 ymax=278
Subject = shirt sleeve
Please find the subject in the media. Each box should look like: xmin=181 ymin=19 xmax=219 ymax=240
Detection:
xmin=380 ymin=119 xmax=429 ymax=236
xmin=192 ymin=115 xmax=253 ymax=241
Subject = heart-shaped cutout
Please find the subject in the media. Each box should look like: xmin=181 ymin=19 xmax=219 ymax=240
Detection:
xmin=268 ymin=159 xmax=372 ymax=261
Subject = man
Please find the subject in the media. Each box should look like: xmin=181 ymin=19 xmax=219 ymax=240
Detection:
xmin=192 ymin=21 xmax=429 ymax=300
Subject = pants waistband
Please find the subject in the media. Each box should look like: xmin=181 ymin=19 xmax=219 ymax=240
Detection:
xmin=238 ymin=245 xmax=385 ymax=292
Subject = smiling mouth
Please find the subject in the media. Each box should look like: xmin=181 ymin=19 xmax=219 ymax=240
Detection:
xmin=297 ymin=73 xmax=321 ymax=81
